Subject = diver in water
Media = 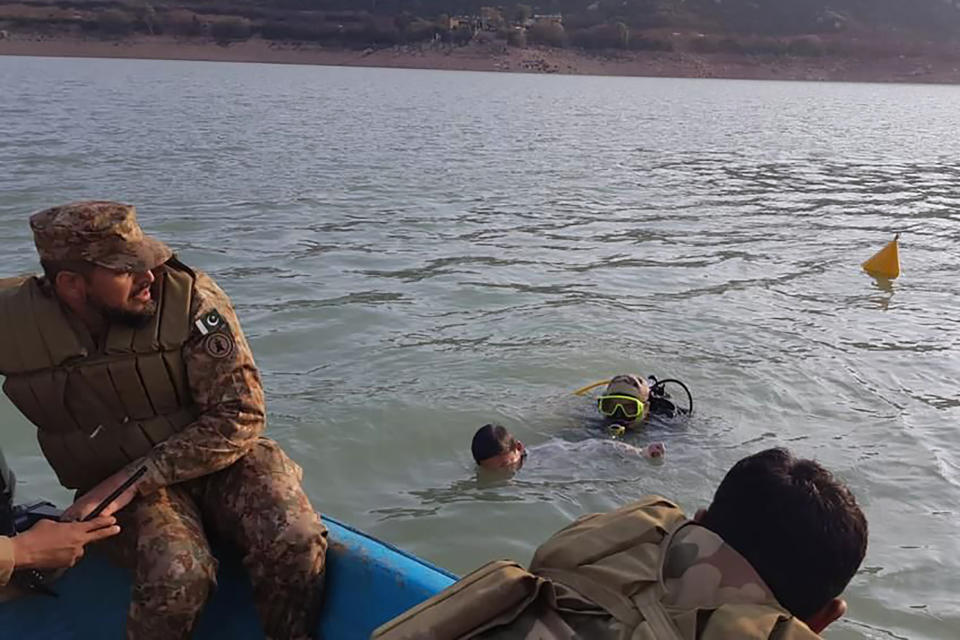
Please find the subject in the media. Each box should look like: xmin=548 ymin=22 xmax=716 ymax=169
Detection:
xmin=596 ymin=374 xmax=652 ymax=425
xmin=584 ymin=373 xmax=693 ymax=432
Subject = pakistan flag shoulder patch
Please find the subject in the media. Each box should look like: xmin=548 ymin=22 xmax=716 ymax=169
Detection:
xmin=195 ymin=309 xmax=231 ymax=336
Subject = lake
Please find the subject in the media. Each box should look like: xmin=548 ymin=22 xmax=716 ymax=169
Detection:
xmin=0 ymin=56 xmax=957 ymax=639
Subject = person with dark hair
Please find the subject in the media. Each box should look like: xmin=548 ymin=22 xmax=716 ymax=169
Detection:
xmin=375 ymin=447 xmax=868 ymax=640
xmin=698 ymin=447 xmax=868 ymax=626
xmin=471 ymin=424 xmax=526 ymax=471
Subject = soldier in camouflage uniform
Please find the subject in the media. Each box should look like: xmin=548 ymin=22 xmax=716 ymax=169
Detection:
xmin=374 ymin=448 xmax=868 ymax=640
xmin=0 ymin=202 xmax=327 ymax=639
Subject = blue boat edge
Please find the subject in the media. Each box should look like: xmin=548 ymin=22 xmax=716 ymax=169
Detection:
xmin=0 ymin=512 xmax=459 ymax=639
xmin=320 ymin=514 xmax=458 ymax=638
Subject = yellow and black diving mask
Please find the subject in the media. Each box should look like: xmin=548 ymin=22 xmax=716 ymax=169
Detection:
xmin=597 ymin=395 xmax=645 ymax=419
xmin=597 ymin=375 xmax=648 ymax=420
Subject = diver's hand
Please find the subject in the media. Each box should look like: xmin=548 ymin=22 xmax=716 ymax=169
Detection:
xmin=643 ymin=442 xmax=666 ymax=460
xmin=12 ymin=517 xmax=120 ymax=569
xmin=62 ymin=468 xmax=143 ymax=521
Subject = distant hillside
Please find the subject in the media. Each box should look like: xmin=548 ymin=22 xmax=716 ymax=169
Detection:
xmin=2 ymin=0 xmax=960 ymax=55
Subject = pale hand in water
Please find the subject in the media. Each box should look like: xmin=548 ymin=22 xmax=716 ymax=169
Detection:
xmin=644 ymin=442 xmax=666 ymax=459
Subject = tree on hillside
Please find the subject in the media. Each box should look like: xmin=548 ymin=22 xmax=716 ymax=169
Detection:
xmin=481 ymin=6 xmax=505 ymax=29
xmin=210 ymin=16 xmax=252 ymax=42
xmin=138 ymin=2 xmax=157 ymax=35
xmin=512 ymin=4 xmax=533 ymax=23
xmin=97 ymin=9 xmax=136 ymax=36
xmin=159 ymin=9 xmax=203 ymax=36
xmin=615 ymin=20 xmax=629 ymax=47
xmin=685 ymin=0 xmax=960 ymax=35
xmin=527 ymin=21 xmax=566 ymax=46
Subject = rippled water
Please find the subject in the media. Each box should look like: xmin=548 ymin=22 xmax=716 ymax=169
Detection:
xmin=1 ymin=56 xmax=958 ymax=639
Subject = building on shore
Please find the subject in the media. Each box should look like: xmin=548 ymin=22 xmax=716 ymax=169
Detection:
xmin=531 ymin=14 xmax=563 ymax=26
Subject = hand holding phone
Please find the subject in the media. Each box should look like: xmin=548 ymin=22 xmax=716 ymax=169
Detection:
xmin=80 ymin=466 xmax=148 ymax=522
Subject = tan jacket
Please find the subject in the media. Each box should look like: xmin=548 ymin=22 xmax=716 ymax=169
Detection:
xmin=0 ymin=259 xmax=266 ymax=495
xmin=0 ymin=261 xmax=198 ymax=490
xmin=0 ymin=536 xmax=11 ymax=587
xmin=374 ymin=496 xmax=820 ymax=640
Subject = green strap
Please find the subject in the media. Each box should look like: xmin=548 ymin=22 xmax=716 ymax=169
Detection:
xmin=632 ymin=587 xmax=684 ymax=640
xmin=534 ymin=568 xmax=641 ymax=630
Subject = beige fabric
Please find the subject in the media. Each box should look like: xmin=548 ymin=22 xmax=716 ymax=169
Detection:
xmin=0 ymin=535 xmax=13 ymax=587
xmin=373 ymin=496 xmax=822 ymax=640
xmin=0 ymin=261 xmax=199 ymax=491
xmin=373 ymin=561 xmax=554 ymax=640
xmin=603 ymin=375 xmax=644 ymax=399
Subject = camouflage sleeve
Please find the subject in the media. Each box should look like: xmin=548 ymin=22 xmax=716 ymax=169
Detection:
xmin=0 ymin=535 xmax=12 ymax=586
xmin=136 ymin=270 xmax=266 ymax=494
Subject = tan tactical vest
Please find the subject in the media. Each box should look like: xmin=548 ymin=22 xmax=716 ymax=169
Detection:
xmin=0 ymin=261 xmax=200 ymax=491
xmin=374 ymin=497 xmax=822 ymax=640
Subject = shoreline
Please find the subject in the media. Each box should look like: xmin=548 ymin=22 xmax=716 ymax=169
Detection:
xmin=3 ymin=35 xmax=960 ymax=85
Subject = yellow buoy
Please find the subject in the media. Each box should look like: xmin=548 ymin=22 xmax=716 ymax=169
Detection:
xmin=862 ymin=233 xmax=900 ymax=279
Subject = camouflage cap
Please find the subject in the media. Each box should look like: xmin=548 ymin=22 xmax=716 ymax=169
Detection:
xmin=29 ymin=201 xmax=172 ymax=272
xmin=604 ymin=374 xmax=645 ymax=399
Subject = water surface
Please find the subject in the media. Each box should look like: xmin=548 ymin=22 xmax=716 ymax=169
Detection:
xmin=1 ymin=56 xmax=958 ymax=639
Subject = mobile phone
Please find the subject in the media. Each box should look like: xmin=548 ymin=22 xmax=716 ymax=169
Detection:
xmin=81 ymin=466 xmax=147 ymax=522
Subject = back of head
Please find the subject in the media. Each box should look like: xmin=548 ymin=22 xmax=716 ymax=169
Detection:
xmin=471 ymin=424 xmax=510 ymax=464
xmin=700 ymin=448 xmax=868 ymax=621
xmin=604 ymin=375 xmax=642 ymax=399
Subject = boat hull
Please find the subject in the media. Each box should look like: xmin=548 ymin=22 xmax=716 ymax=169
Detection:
xmin=0 ymin=514 xmax=457 ymax=638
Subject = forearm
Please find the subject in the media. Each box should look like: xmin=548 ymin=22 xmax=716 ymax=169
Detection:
xmin=0 ymin=536 xmax=13 ymax=587
xmin=137 ymin=400 xmax=265 ymax=493
xmin=134 ymin=268 xmax=268 ymax=494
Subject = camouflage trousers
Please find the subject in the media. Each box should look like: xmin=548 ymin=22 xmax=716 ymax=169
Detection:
xmin=104 ymin=438 xmax=327 ymax=640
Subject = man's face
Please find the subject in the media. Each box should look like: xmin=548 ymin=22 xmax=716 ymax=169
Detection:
xmin=479 ymin=437 xmax=526 ymax=472
xmin=84 ymin=265 xmax=158 ymax=327
xmin=600 ymin=376 xmax=651 ymax=424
